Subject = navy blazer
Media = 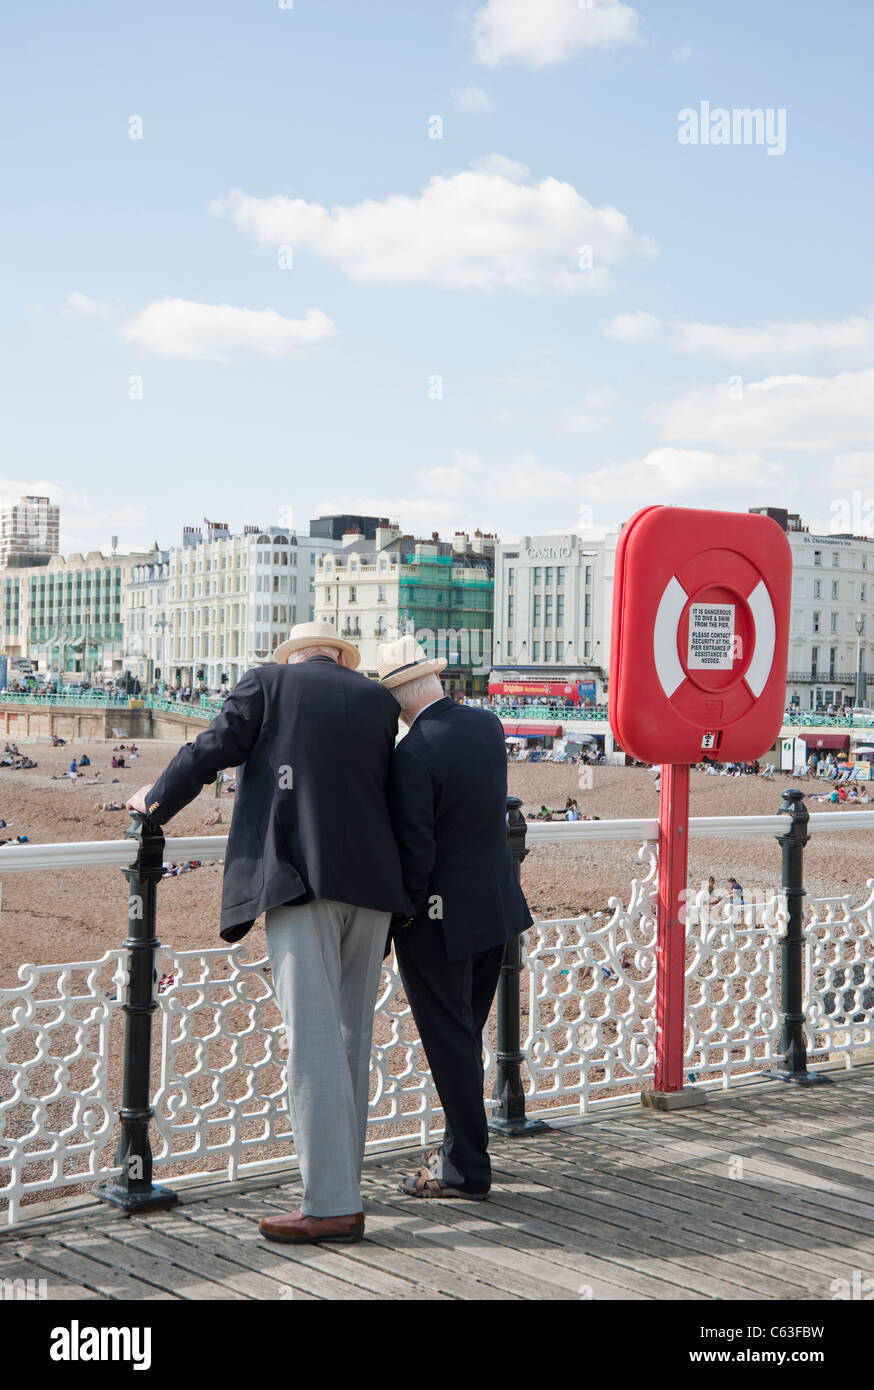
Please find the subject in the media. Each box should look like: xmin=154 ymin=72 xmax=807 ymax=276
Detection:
xmin=146 ymin=656 xmax=411 ymax=941
xmin=388 ymin=697 xmax=533 ymax=961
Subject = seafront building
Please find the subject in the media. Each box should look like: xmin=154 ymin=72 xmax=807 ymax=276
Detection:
xmin=314 ymin=521 xmax=497 ymax=695
xmin=161 ymin=520 xmax=340 ymax=690
xmin=3 ymin=547 xmax=155 ymax=677
xmin=0 ymin=495 xmax=60 ymax=569
xmin=489 ymin=530 xmax=618 ymax=705
xmin=124 ymin=550 xmax=171 ymax=687
xmin=751 ymin=507 xmax=874 ymax=710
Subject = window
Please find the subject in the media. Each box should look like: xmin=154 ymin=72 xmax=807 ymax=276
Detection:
xmin=556 ymin=567 xmax=565 ymax=587
xmin=544 ymin=642 xmax=552 ymax=661
xmin=862 ymin=583 xmax=868 ymax=602
xmin=556 ymin=593 xmax=565 ymax=626
xmin=506 ymin=640 xmax=513 ymax=658
xmin=377 ymin=585 xmax=386 ymax=603
xmin=829 ymin=647 xmax=837 ymax=678
xmin=832 ymin=552 xmax=840 ymax=567
xmin=585 ymin=565 xmax=592 ymax=586
xmin=812 ymin=611 xmax=821 ymax=632
xmin=556 ymin=641 xmax=564 ymax=659
xmin=584 ymin=594 xmax=592 ymax=626
xmin=533 ymin=567 xmax=542 ymax=587
xmin=533 ymin=595 xmax=542 ymax=626
xmin=832 ymin=580 xmax=839 ymax=599
xmin=545 ymin=567 xmax=554 ymax=587
xmin=532 ymin=642 xmax=541 ymax=661
xmin=507 ymin=595 xmax=514 ymax=626
xmin=813 ymin=579 xmax=821 ymax=599
xmin=507 ymin=567 xmax=515 ymax=588
xmin=584 ymin=640 xmax=591 ymax=658
xmin=813 ymin=550 xmax=822 ymax=566
xmin=545 ymin=595 xmax=553 ymax=627
xmin=830 ymin=611 xmax=839 ymax=632
xmin=863 ymin=555 xmax=868 ymax=571
xmin=349 ymin=586 xmax=357 ymax=602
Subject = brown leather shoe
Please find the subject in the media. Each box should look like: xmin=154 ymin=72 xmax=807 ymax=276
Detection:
xmin=258 ymin=1208 xmax=364 ymax=1244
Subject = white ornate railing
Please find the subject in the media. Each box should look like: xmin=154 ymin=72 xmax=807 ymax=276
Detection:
xmin=1 ymin=809 xmax=872 ymax=1224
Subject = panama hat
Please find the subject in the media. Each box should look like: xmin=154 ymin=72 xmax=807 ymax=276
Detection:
xmin=376 ymin=634 xmax=447 ymax=689
xmin=273 ymin=620 xmax=361 ymax=669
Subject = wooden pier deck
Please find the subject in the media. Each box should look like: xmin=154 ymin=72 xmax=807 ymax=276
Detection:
xmin=3 ymin=1067 xmax=873 ymax=1300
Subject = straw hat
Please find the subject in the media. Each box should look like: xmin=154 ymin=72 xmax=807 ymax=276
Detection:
xmin=376 ymin=634 xmax=447 ymax=689
xmin=273 ymin=620 xmax=361 ymax=669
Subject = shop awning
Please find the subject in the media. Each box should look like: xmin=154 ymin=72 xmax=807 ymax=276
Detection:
xmin=811 ymin=733 xmax=851 ymax=750
xmin=502 ymin=723 xmax=563 ymax=738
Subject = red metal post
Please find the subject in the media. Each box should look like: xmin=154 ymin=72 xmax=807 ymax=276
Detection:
xmin=654 ymin=762 xmax=690 ymax=1092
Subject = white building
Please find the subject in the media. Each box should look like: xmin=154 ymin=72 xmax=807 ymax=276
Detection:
xmin=164 ymin=522 xmax=338 ymax=689
xmin=125 ymin=551 xmax=170 ymax=686
xmin=753 ymin=509 xmax=874 ymax=710
xmin=490 ymin=531 xmax=618 ymax=702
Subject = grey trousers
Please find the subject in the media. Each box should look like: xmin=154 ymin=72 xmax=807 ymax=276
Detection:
xmin=265 ymin=898 xmax=389 ymax=1217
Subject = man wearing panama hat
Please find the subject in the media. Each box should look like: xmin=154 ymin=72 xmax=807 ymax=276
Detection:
xmin=127 ymin=619 xmax=410 ymax=1244
xmin=378 ymin=634 xmax=532 ymax=1200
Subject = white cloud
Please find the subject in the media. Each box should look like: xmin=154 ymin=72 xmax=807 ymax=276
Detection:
xmin=322 ymin=442 xmax=795 ymax=529
xmin=650 ymin=368 xmax=874 ymax=453
xmin=560 ymin=386 xmax=619 ymax=433
xmin=578 ymin=447 xmax=794 ymax=504
xmin=472 ymin=0 xmax=641 ymax=68
xmin=0 ymin=478 xmax=156 ymax=554
xmin=829 ymin=452 xmax=874 ymax=490
xmin=672 ymin=43 xmax=693 ymax=61
xmin=674 ymin=312 xmax=874 ymax=362
xmin=213 ymin=160 xmax=656 ymax=293
xmin=449 ymin=84 xmax=492 ymax=112
xmin=603 ymin=310 xmax=660 ymax=342
xmin=62 ymin=291 xmax=115 ymax=318
xmin=120 ymin=298 xmax=335 ymax=360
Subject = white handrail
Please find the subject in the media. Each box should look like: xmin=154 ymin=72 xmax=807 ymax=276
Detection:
xmin=0 ymin=808 xmax=869 ymax=871
xmin=526 ymin=809 xmax=874 ymax=844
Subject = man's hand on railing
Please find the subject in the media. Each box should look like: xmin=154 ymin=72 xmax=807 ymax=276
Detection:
xmin=126 ymin=784 xmax=154 ymax=815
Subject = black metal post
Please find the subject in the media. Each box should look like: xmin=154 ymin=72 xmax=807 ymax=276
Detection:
xmin=488 ymin=796 xmax=547 ymax=1135
xmin=764 ymin=788 xmax=830 ymax=1087
xmin=94 ymin=812 xmax=179 ymax=1211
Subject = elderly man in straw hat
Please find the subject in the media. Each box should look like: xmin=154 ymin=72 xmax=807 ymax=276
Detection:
xmin=378 ymin=634 xmax=532 ymax=1199
xmin=127 ymin=620 xmax=410 ymax=1244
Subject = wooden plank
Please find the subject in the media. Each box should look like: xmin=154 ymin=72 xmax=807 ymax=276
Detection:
xmin=216 ymin=1194 xmax=426 ymax=1299
xmin=489 ymin=1156 xmax=848 ymax=1298
xmin=364 ymin=1162 xmax=735 ymax=1299
xmin=361 ymin=1188 xmax=653 ymax=1300
xmin=445 ymin=1170 xmax=784 ymax=1300
xmin=160 ymin=1202 xmax=375 ymax=1301
xmin=4 ymin=1235 xmax=178 ymax=1301
xmin=514 ymin=1130 xmax=874 ymax=1285
xmin=55 ymin=1225 xmax=236 ymax=1301
xmin=247 ymin=1190 xmax=451 ymax=1299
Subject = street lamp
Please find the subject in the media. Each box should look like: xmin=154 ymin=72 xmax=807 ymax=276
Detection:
xmin=153 ymin=612 xmax=172 ymax=694
xmin=855 ymin=614 xmax=865 ymax=708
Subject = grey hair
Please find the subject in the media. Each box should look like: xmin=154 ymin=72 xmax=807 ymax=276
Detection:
xmin=290 ymin=645 xmax=341 ymax=664
xmin=390 ymin=672 xmax=444 ymax=712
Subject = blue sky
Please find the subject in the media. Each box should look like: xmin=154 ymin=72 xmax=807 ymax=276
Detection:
xmin=3 ymin=0 xmax=873 ymax=552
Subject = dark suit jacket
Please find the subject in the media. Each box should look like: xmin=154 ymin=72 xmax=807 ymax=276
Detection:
xmin=146 ymin=656 xmax=411 ymax=942
xmin=387 ymin=698 xmax=533 ymax=962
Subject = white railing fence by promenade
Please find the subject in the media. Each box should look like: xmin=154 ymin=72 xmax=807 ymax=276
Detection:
xmin=1 ymin=799 xmax=872 ymax=1226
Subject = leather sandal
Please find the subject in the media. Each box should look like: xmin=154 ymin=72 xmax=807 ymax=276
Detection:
xmin=399 ymin=1166 xmax=488 ymax=1200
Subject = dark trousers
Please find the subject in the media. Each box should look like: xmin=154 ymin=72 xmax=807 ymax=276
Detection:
xmin=395 ymin=917 xmax=506 ymax=1194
